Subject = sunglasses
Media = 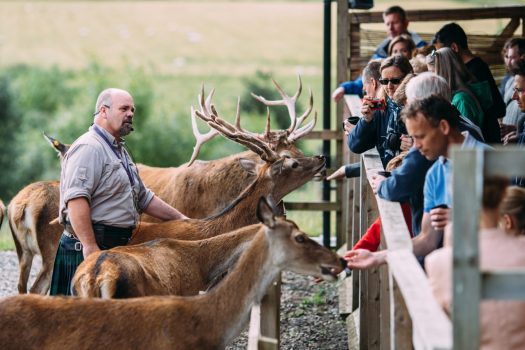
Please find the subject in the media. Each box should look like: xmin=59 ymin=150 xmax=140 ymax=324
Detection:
xmin=379 ymin=78 xmax=402 ymax=85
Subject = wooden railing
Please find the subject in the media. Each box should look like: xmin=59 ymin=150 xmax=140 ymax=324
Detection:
xmin=339 ymin=147 xmax=525 ymax=349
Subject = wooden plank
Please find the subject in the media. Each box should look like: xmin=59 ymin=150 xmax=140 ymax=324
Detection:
xmin=367 ymin=266 xmax=381 ymax=349
xmin=387 ymin=250 xmax=452 ymax=350
xmin=347 ymin=308 xmax=360 ymax=350
xmin=379 ymin=263 xmax=391 ymax=350
xmin=302 ymin=130 xmax=342 ymax=140
xmin=248 ymin=304 xmax=262 ymax=350
xmin=482 ymin=147 xmax=525 ymax=177
xmin=375 ymin=198 xmax=412 ymax=251
xmin=339 ymin=276 xmax=354 ymax=317
xmin=344 ymin=94 xmax=363 ymax=117
xmin=391 ymin=276 xmax=412 ymax=350
xmin=359 ymin=268 xmax=369 ymax=350
xmin=350 ymin=6 xmax=525 ymax=24
xmin=452 ymin=149 xmax=484 ymax=350
xmin=260 ymin=275 xmax=281 ymax=345
xmin=482 ymin=270 xmax=525 ymax=300
xmin=283 ymin=201 xmax=340 ymax=211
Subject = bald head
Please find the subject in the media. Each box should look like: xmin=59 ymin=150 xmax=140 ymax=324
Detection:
xmin=94 ymin=88 xmax=132 ymax=117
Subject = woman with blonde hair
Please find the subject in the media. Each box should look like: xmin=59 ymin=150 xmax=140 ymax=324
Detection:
xmin=426 ymin=47 xmax=492 ymax=129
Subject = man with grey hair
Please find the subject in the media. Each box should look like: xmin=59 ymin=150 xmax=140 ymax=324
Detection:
xmin=50 ymin=88 xmax=188 ymax=296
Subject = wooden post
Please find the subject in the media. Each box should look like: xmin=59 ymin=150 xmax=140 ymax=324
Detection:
xmin=452 ymin=148 xmax=484 ymax=350
xmin=260 ymin=274 xmax=281 ymax=348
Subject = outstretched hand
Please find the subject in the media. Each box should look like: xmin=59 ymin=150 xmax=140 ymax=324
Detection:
xmin=344 ymin=249 xmax=386 ymax=270
xmin=326 ymin=165 xmax=347 ymax=181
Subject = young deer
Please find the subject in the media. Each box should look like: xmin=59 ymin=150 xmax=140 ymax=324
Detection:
xmin=0 ymin=198 xmax=345 ymax=350
xmin=72 ymin=224 xmax=260 ymax=298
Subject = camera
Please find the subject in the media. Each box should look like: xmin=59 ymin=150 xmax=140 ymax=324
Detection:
xmin=364 ymin=97 xmax=385 ymax=111
xmin=385 ymin=132 xmax=402 ymax=151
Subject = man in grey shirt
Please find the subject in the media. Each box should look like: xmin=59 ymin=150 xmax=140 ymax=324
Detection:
xmin=50 ymin=88 xmax=188 ymax=296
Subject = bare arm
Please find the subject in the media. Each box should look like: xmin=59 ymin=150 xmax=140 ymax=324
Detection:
xmin=67 ymin=197 xmax=99 ymax=259
xmin=143 ymin=196 xmax=189 ymax=221
xmin=411 ymin=212 xmax=444 ymax=257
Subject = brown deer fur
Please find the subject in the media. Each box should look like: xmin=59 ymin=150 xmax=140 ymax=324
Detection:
xmin=0 ymin=199 xmax=5 ymax=229
xmin=8 ymin=181 xmax=62 ymax=294
xmin=72 ymin=224 xmax=260 ymax=298
xmin=129 ymin=155 xmax=325 ymax=244
xmin=0 ymin=198 xmax=344 ymax=350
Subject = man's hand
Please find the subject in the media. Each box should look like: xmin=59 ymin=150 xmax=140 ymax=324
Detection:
xmin=82 ymin=243 xmax=100 ymax=259
xmin=344 ymin=249 xmax=387 ymax=270
xmin=400 ymin=135 xmax=413 ymax=151
xmin=360 ymin=101 xmax=374 ymax=122
xmin=370 ymin=174 xmax=386 ymax=193
xmin=332 ymin=87 xmax=345 ymax=102
xmin=503 ymin=131 xmax=518 ymax=145
xmin=500 ymin=123 xmax=516 ymax=139
xmin=326 ymin=165 xmax=347 ymax=181
xmin=429 ymin=207 xmax=450 ymax=231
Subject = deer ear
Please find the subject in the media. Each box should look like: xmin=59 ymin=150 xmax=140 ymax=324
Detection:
xmin=43 ymin=132 xmax=69 ymax=157
xmin=239 ymin=158 xmax=258 ymax=175
xmin=256 ymin=197 xmax=276 ymax=229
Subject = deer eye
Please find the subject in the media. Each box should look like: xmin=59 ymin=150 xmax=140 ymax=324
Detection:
xmin=295 ymin=235 xmax=306 ymax=243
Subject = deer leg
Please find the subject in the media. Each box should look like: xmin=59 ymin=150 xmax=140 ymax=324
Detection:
xmin=17 ymin=251 xmax=33 ymax=294
xmin=29 ymin=261 xmax=53 ymax=295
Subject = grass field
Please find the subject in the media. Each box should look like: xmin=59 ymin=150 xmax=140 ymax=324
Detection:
xmin=0 ymin=0 xmax=524 ymax=250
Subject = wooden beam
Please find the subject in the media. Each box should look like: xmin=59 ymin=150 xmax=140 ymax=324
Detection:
xmin=302 ymin=130 xmax=342 ymax=140
xmin=283 ymin=201 xmax=340 ymax=211
xmin=482 ymin=270 xmax=525 ymax=300
xmin=350 ymin=6 xmax=525 ymax=24
xmin=481 ymin=146 xmax=525 ymax=178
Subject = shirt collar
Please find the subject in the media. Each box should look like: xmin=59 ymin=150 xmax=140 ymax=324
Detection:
xmin=91 ymin=124 xmax=123 ymax=147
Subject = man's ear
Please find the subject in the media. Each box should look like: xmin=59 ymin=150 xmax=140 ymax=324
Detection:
xmin=439 ymin=119 xmax=451 ymax=135
xmin=450 ymin=42 xmax=460 ymax=54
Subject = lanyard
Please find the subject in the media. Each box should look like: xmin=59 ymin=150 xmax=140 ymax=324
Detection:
xmin=94 ymin=126 xmax=136 ymax=187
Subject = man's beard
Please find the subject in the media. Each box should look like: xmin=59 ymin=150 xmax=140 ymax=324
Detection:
xmin=119 ymin=123 xmax=134 ymax=137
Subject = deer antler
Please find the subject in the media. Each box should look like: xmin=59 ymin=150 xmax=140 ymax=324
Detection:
xmin=250 ymin=75 xmax=315 ymax=142
xmin=187 ymin=86 xmax=220 ymax=167
xmin=193 ymin=98 xmax=280 ymax=163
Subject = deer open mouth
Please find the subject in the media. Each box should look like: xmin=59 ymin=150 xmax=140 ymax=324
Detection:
xmin=312 ymin=159 xmax=327 ymax=181
xmin=320 ymin=264 xmax=343 ymax=280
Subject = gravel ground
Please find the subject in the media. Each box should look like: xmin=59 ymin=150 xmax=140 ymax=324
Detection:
xmin=0 ymin=251 xmax=348 ymax=349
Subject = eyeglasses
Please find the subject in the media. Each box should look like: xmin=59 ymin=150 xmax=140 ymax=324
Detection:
xmin=93 ymin=104 xmax=111 ymax=117
xmin=379 ymin=78 xmax=402 ymax=85
xmin=513 ymin=87 xmax=525 ymax=94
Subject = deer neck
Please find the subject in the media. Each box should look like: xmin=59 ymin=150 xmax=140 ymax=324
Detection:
xmin=196 ymin=226 xmax=260 ymax=287
xmin=203 ymin=229 xmax=280 ymax=347
xmin=202 ymin=175 xmax=274 ymax=235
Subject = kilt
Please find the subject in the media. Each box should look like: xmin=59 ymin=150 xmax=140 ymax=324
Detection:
xmin=49 ymin=225 xmax=133 ymax=296
xmin=49 ymin=233 xmax=84 ymax=296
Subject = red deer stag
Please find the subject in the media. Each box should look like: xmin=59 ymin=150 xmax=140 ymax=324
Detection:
xmin=139 ymin=76 xmax=317 ymax=220
xmin=128 ymin=92 xmax=325 ymax=243
xmin=0 ymin=197 xmax=345 ymax=350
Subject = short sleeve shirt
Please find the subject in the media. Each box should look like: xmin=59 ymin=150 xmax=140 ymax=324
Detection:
xmin=424 ymin=131 xmax=490 ymax=213
xmin=59 ymin=125 xmax=154 ymax=227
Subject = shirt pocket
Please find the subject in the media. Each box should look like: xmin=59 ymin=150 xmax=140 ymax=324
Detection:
xmin=100 ymin=160 xmax=130 ymax=194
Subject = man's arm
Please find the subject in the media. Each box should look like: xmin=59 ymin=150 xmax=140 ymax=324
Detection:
xmin=411 ymin=212 xmax=444 ymax=257
xmin=143 ymin=196 xmax=188 ymax=221
xmin=67 ymin=197 xmax=99 ymax=259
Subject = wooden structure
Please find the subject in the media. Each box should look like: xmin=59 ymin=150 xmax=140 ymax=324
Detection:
xmin=452 ymin=147 xmax=525 ymax=349
xmin=247 ymin=4 xmax=525 ymax=349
